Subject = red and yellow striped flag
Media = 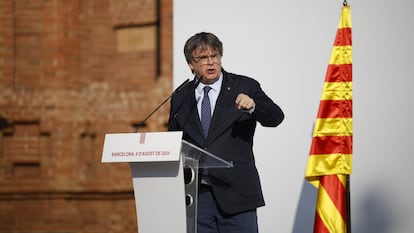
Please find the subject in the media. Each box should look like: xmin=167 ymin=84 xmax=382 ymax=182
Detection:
xmin=305 ymin=5 xmax=352 ymax=233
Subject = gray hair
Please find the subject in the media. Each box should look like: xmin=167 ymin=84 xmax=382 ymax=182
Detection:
xmin=183 ymin=32 xmax=223 ymax=64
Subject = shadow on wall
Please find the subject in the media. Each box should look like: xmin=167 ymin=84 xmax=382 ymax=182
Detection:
xmin=292 ymin=180 xmax=396 ymax=233
xmin=292 ymin=180 xmax=317 ymax=233
xmin=353 ymin=186 xmax=395 ymax=233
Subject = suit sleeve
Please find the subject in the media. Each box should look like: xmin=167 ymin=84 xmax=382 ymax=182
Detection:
xmin=249 ymin=80 xmax=284 ymax=127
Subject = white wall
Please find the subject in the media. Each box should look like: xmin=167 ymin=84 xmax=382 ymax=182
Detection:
xmin=173 ymin=1 xmax=414 ymax=232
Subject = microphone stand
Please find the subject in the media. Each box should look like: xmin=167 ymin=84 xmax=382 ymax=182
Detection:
xmin=134 ymin=79 xmax=190 ymax=132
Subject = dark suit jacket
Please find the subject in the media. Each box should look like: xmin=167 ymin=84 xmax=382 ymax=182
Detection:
xmin=168 ymin=69 xmax=284 ymax=214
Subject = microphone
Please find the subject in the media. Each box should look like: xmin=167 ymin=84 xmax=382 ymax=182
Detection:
xmin=172 ymin=76 xmax=201 ymax=120
xmin=134 ymin=78 xmax=190 ymax=132
xmin=175 ymin=78 xmax=191 ymax=93
xmin=170 ymin=77 xmax=202 ymax=132
xmin=193 ymin=76 xmax=201 ymax=87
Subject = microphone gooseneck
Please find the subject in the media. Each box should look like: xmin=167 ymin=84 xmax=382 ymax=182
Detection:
xmin=173 ymin=79 xmax=191 ymax=94
xmin=193 ymin=76 xmax=201 ymax=87
xmin=171 ymin=76 xmax=200 ymax=120
xmin=135 ymin=78 xmax=190 ymax=132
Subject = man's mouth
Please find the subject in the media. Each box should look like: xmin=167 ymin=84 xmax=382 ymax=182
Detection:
xmin=206 ymin=68 xmax=216 ymax=74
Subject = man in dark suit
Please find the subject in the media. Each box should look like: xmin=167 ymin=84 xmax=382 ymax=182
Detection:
xmin=168 ymin=32 xmax=284 ymax=233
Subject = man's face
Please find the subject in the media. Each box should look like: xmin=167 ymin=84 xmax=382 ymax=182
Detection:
xmin=188 ymin=47 xmax=222 ymax=84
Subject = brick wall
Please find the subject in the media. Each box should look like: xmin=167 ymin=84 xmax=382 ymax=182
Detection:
xmin=0 ymin=0 xmax=173 ymax=232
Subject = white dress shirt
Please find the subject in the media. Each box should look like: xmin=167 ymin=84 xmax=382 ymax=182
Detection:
xmin=195 ymin=73 xmax=223 ymax=118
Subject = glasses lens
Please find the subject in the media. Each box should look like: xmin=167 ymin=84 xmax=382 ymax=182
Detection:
xmin=194 ymin=54 xmax=219 ymax=64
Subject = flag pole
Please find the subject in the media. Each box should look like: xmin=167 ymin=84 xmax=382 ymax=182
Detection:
xmin=346 ymin=175 xmax=351 ymax=233
xmin=343 ymin=2 xmax=351 ymax=233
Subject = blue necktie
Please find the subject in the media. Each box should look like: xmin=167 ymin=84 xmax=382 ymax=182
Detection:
xmin=201 ymin=86 xmax=212 ymax=138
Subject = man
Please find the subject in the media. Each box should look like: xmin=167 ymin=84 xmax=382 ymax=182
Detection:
xmin=168 ymin=32 xmax=284 ymax=233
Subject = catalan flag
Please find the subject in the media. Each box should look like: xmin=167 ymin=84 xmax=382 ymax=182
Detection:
xmin=305 ymin=5 xmax=352 ymax=233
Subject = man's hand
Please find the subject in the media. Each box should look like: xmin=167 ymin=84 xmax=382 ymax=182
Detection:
xmin=235 ymin=93 xmax=255 ymax=111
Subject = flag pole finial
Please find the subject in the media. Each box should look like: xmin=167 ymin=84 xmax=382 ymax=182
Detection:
xmin=343 ymin=0 xmax=348 ymax=6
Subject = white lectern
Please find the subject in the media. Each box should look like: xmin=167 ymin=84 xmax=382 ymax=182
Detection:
xmin=102 ymin=131 xmax=233 ymax=233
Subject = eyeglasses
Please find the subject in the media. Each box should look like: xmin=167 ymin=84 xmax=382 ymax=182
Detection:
xmin=192 ymin=53 xmax=221 ymax=64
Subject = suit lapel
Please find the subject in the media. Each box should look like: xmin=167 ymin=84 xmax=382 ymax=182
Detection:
xmin=179 ymin=85 xmax=206 ymax=145
xmin=208 ymin=73 xmax=243 ymax=143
